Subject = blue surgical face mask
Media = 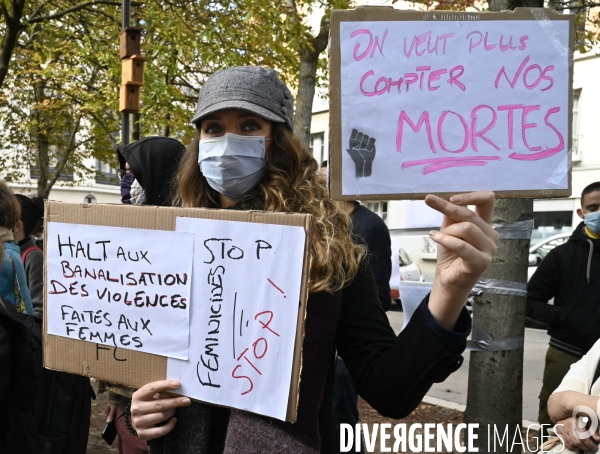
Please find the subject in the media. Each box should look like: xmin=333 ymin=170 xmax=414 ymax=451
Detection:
xmin=584 ymin=211 xmax=600 ymax=235
xmin=198 ymin=133 xmax=269 ymax=200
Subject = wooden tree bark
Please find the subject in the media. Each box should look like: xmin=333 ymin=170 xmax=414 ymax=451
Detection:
xmin=293 ymin=13 xmax=330 ymax=147
xmin=463 ymin=1 xmax=540 ymax=452
xmin=464 ymin=197 xmax=533 ymax=453
xmin=0 ymin=0 xmax=26 ymax=89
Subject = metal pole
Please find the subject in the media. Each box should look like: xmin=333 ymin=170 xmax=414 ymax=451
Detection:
xmin=121 ymin=0 xmax=130 ymax=145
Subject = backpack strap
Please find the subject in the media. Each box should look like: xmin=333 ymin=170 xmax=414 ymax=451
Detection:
xmin=0 ymin=296 xmax=42 ymax=342
xmin=21 ymin=245 xmax=41 ymax=265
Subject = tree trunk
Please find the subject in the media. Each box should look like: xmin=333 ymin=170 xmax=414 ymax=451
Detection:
xmin=464 ymin=197 xmax=533 ymax=453
xmin=34 ymin=82 xmax=51 ymax=198
xmin=464 ymin=1 xmax=541 ymax=452
xmin=0 ymin=0 xmax=26 ymax=89
xmin=293 ymin=13 xmax=330 ymax=147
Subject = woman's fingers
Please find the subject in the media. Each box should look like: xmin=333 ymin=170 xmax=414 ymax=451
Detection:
xmin=136 ymin=417 xmax=178 ymax=441
xmin=132 ymin=395 xmax=191 ymax=418
xmin=131 ymin=380 xmax=191 ymax=441
xmin=437 ymin=222 xmax=497 ymax=256
xmin=425 ymin=193 xmax=498 ymax=241
xmin=133 ymin=408 xmax=177 ymax=428
xmin=134 ymin=380 xmax=181 ymax=400
xmin=429 ymin=230 xmax=491 ymax=272
xmin=448 ymin=191 xmax=495 ymax=224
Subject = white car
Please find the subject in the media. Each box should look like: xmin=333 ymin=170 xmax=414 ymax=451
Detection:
xmin=398 ymin=248 xmax=423 ymax=282
xmin=528 ymin=231 xmax=572 ymax=280
xmin=390 ymin=248 xmax=423 ymax=304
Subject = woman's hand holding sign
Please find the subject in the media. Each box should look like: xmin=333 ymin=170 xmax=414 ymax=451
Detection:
xmin=425 ymin=191 xmax=498 ymax=330
xmin=131 ymin=380 xmax=190 ymax=440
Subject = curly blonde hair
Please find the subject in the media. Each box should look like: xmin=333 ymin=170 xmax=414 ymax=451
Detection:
xmin=174 ymin=123 xmax=365 ymax=294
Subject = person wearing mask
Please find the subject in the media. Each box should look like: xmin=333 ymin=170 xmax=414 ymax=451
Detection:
xmin=126 ymin=66 xmax=498 ymax=453
xmin=528 ymin=181 xmax=600 ymax=432
xmin=101 ymin=136 xmax=186 ymax=454
xmin=14 ymin=194 xmax=44 ymax=318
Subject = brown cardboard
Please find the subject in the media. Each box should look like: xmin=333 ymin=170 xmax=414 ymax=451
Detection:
xmin=329 ymin=7 xmax=574 ymax=201
xmin=43 ymin=201 xmax=312 ymax=422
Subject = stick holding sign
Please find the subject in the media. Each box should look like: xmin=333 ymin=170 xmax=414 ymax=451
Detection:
xmin=167 ymin=217 xmax=306 ymax=421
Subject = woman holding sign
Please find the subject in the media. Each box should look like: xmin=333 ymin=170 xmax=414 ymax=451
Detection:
xmin=131 ymin=66 xmax=499 ymax=453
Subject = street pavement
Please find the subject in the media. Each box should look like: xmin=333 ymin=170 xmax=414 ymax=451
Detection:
xmin=386 ymin=305 xmax=550 ymax=424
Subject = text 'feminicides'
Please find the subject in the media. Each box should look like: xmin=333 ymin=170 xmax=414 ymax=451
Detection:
xmin=46 ymin=222 xmax=195 ymax=359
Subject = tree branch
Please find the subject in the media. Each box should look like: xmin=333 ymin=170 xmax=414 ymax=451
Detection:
xmin=26 ymin=1 xmax=129 ymax=24
xmin=313 ymin=10 xmax=331 ymax=55
xmin=88 ymin=112 xmax=118 ymax=147
xmin=46 ymin=116 xmax=82 ymax=190
xmin=0 ymin=3 xmax=9 ymax=21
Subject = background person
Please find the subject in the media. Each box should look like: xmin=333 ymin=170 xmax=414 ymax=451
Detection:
xmin=320 ymin=159 xmax=392 ymax=452
xmin=13 ymin=194 xmax=44 ymax=318
xmin=100 ymin=136 xmax=186 ymax=454
xmin=0 ymin=181 xmax=34 ymax=315
xmin=528 ymin=181 xmax=600 ymax=431
xmin=548 ymin=336 xmax=600 ymax=452
xmin=130 ymin=66 xmax=498 ymax=454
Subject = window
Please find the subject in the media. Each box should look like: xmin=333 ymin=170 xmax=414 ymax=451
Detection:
xmin=572 ymin=89 xmax=581 ymax=157
xmin=365 ymin=201 xmax=388 ymax=223
xmin=531 ymin=211 xmax=573 ymax=246
xmin=95 ymin=159 xmax=119 ymax=185
xmin=83 ymin=193 xmax=97 ymax=204
xmin=309 ymin=133 xmax=325 ymax=166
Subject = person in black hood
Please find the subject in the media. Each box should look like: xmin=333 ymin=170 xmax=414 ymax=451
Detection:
xmin=102 ymin=136 xmax=185 ymax=454
xmin=117 ymin=136 xmax=186 ymax=207
xmin=527 ymin=181 xmax=600 ymax=432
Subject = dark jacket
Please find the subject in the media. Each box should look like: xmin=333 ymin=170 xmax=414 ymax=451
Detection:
xmin=163 ymin=265 xmax=470 ymax=453
xmin=18 ymin=237 xmax=44 ymax=319
xmin=350 ymin=203 xmax=392 ymax=311
xmin=527 ymin=221 xmax=600 ymax=356
xmin=117 ymin=136 xmax=186 ymax=207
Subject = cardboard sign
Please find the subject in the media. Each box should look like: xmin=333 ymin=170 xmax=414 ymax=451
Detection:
xmin=46 ymin=222 xmax=194 ymax=359
xmin=167 ymin=217 xmax=306 ymax=421
xmin=43 ymin=202 xmax=311 ymax=422
xmin=329 ymin=8 xmax=574 ymax=200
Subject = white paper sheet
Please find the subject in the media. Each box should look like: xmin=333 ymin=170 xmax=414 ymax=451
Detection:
xmin=46 ymin=222 xmax=194 ymax=359
xmin=167 ymin=217 xmax=306 ymax=421
xmin=399 ymin=282 xmax=433 ymax=331
xmin=339 ymin=20 xmax=570 ymax=196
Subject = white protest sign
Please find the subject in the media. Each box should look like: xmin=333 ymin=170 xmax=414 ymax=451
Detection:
xmin=167 ymin=217 xmax=306 ymax=421
xmin=46 ymin=222 xmax=194 ymax=359
xmin=331 ymin=10 xmax=573 ymax=199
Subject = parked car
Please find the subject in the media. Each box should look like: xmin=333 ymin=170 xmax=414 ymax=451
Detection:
xmin=528 ymin=231 xmax=572 ymax=280
xmin=390 ymin=248 xmax=423 ymax=304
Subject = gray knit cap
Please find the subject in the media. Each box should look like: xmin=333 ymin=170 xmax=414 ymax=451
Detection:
xmin=191 ymin=66 xmax=294 ymax=130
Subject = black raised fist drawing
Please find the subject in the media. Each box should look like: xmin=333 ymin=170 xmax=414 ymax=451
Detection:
xmin=346 ymin=129 xmax=376 ymax=178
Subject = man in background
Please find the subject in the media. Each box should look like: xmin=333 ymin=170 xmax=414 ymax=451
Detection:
xmin=528 ymin=181 xmax=600 ymax=432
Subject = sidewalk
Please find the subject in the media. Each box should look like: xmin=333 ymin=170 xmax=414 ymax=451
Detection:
xmin=386 ymin=305 xmax=548 ymax=425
